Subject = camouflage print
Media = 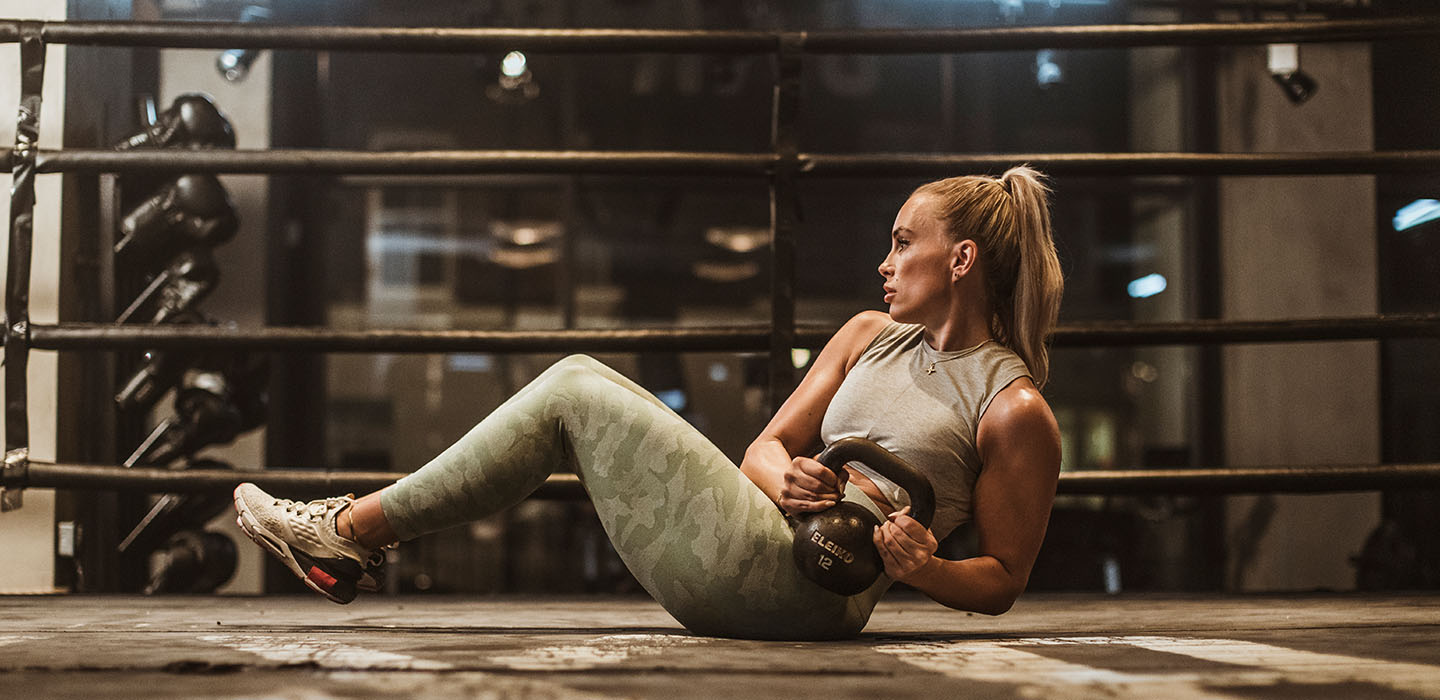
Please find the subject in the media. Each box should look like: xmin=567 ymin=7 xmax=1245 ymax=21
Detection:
xmin=381 ymin=354 xmax=891 ymax=640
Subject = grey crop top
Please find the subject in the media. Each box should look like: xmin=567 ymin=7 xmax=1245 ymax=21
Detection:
xmin=819 ymin=321 xmax=1032 ymax=540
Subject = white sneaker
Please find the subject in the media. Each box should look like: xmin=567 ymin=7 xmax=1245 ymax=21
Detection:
xmin=233 ymin=483 xmax=386 ymax=604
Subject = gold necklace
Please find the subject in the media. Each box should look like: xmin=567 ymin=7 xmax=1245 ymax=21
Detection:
xmin=923 ymin=340 xmax=989 ymax=375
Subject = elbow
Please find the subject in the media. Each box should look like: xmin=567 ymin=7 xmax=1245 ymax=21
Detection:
xmin=977 ymin=597 xmax=1016 ymax=617
xmin=976 ymin=582 xmax=1025 ymax=616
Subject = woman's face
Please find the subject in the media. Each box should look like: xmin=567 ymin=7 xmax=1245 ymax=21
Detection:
xmin=879 ymin=194 xmax=957 ymax=324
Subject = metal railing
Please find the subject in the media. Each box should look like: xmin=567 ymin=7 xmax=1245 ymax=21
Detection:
xmin=3 ymin=15 xmax=1439 ymax=509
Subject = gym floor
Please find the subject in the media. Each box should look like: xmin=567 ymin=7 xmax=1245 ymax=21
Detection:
xmin=3 ymin=593 xmax=1438 ymax=699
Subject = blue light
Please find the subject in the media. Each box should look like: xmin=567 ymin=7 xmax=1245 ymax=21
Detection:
xmin=655 ymin=389 xmax=688 ymax=412
xmin=447 ymin=354 xmax=494 ymax=373
xmin=1127 ymin=273 xmax=1167 ymax=299
xmin=1394 ymin=199 xmax=1440 ymax=232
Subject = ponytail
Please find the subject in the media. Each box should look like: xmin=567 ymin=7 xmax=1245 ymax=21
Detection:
xmin=998 ymin=166 xmax=1063 ymax=388
xmin=912 ymin=165 xmax=1064 ymax=387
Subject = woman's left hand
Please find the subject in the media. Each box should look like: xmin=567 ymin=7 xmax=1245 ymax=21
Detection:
xmin=872 ymin=506 xmax=938 ymax=581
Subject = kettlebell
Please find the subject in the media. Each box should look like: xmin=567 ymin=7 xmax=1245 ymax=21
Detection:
xmin=791 ymin=437 xmax=935 ymax=596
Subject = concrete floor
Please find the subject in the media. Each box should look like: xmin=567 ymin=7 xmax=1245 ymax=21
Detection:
xmin=2 ymin=593 xmax=1439 ymax=699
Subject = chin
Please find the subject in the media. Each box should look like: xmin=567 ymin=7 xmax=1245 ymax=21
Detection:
xmin=887 ymin=305 xmax=917 ymax=324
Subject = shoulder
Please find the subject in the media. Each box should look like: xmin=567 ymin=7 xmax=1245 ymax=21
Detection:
xmin=841 ymin=310 xmax=893 ymax=340
xmin=976 ymin=378 xmax=1060 ymax=464
xmin=830 ymin=311 xmax=894 ymax=368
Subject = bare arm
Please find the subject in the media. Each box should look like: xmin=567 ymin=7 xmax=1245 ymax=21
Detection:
xmin=873 ymin=379 xmax=1060 ymax=614
xmin=740 ymin=311 xmax=890 ymax=514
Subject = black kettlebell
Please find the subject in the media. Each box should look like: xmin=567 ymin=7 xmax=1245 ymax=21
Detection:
xmin=792 ymin=437 xmax=935 ymax=596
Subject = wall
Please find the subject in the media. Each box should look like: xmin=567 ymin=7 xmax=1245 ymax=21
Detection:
xmin=1218 ymin=42 xmax=1380 ymax=591
xmin=0 ymin=2 xmax=65 ymax=594
xmin=157 ymin=48 xmax=271 ymax=594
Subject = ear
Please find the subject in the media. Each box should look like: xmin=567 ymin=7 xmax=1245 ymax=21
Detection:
xmin=951 ymin=239 xmax=979 ymax=283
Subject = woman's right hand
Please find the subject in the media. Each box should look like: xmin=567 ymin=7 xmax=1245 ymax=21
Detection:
xmin=777 ymin=456 xmax=848 ymax=516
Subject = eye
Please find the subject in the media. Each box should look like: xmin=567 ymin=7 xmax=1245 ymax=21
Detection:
xmin=896 ymin=237 xmax=909 ymax=250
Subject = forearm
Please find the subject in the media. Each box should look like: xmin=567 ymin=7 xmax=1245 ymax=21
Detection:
xmin=739 ymin=436 xmax=795 ymax=504
xmin=901 ymin=555 xmax=1024 ymax=616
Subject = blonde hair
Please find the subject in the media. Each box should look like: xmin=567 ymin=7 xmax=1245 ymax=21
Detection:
xmin=912 ymin=165 xmax=1064 ymax=388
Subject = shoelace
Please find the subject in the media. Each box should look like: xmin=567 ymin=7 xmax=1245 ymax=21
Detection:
xmin=276 ymin=496 xmax=353 ymax=522
xmin=272 ymin=494 xmax=395 ymax=557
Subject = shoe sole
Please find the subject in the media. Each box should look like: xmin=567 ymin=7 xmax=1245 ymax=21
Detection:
xmin=233 ymin=487 xmax=356 ymax=604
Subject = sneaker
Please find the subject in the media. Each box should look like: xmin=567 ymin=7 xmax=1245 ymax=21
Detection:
xmin=233 ymin=483 xmax=385 ymax=604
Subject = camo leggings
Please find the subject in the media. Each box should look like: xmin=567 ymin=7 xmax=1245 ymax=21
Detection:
xmin=380 ymin=354 xmax=890 ymax=640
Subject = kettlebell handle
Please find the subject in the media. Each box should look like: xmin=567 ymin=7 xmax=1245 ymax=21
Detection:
xmin=814 ymin=438 xmax=935 ymax=529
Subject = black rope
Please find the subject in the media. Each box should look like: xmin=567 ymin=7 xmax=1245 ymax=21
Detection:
xmin=15 ymin=148 xmax=1440 ymax=176
xmin=0 ymin=17 xmax=1434 ymax=53
xmin=12 ymin=461 xmax=1440 ymax=497
xmin=18 ymin=313 xmax=1440 ymax=354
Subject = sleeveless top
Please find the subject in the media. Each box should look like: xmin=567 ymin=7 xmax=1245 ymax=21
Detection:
xmin=819 ymin=321 xmax=1032 ymax=540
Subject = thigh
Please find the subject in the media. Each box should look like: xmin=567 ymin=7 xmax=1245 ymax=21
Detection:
xmin=552 ymin=363 xmax=884 ymax=639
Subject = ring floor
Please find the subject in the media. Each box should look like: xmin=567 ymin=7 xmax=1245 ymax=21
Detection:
xmin=3 ymin=592 xmax=1438 ymax=699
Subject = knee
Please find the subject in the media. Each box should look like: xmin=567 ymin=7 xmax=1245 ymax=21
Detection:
xmin=556 ymin=354 xmax=603 ymax=373
xmin=547 ymin=354 xmax=607 ymax=392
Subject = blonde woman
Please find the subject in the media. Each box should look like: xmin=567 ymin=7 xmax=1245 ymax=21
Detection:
xmin=235 ymin=166 xmax=1064 ymax=640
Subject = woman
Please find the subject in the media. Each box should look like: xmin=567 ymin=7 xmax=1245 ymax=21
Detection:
xmin=234 ymin=166 xmax=1063 ymax=641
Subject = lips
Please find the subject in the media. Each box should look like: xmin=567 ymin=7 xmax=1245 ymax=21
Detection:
xmin=883 ymin=286 xmax=896 ymax=303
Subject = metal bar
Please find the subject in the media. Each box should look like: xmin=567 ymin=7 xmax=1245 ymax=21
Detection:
xmin=2 ymin=23 xmax=44 ymax=513
xmin=1045 ymin=314 xmax=1440 ymax=347
xmin=29 ymin=23 xmax=779 ymax=54
xmin=800 ymin=151 xmax=1440 ymax=177
xmin=0 ymin=18 xmax=1434 ymax=53
xmin=1184 ymin=3 xmax=1228 ymax=590
xmin=19 ymin=148 xmax=1440 ymax=177
xmin=767 ymin=34 xmax=802 ymax=413
xmin=24 ymin=314 xmax=1439 ymax=354
xmin=1055 ymin=464 xmax=1440 ymax=495
xmin=14 ymin=462 xmax=587 ymax=500
xmin=800 ymin=17 xmax=1440 ymax=53
xmin=12 ymin=461 xmax=1440 ymax=497
xmin=33 ymin=149 xmax=777 ymax=175
xmin=29 ymin=323 xmax=782 ymax=353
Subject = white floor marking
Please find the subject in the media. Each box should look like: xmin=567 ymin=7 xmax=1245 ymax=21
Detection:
xmin=0 ymin=634 xmax=50 ymax=648
xmin=200 ymin=634 xmax=623 ymax=698
xmin=487 ymin=633 xmax=710 ymax=671
xmin=880 ymin=635 xmax=1440 ymax=700
xmin=878 ymin=641 xmax=1225 ymax=700
xmin=199 ymin=634 xmax=453 ymax=671
xmin=1124 ymin=635 xmax=1440 ymax=699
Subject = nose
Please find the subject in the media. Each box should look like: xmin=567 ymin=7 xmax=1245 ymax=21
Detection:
xmin=878 ymin=252 xmax=894 ymax=279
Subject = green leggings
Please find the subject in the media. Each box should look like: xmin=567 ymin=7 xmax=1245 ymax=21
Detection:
xmin=380 ymin=354 xmax=890 ymax=640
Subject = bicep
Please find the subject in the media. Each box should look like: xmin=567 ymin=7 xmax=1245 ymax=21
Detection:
xmin=755 ymin=311 xmax=889 ymax=455
xmin=971 ymin=383 xmax=1061 ymax=590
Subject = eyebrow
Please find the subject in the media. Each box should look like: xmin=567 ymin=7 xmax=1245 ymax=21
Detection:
xmin=892 ymin=227 xmax=913 ymax=238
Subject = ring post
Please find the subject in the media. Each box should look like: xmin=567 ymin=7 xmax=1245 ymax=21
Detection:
xmin=767 ymin=33 xmax=803 ymax=413
xmin=2 ymin=23 xmax=45 ymax=511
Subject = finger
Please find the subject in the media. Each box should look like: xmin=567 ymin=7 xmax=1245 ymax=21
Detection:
xmin=780 ymin=481 xmax=820 ymax=500
xmin=878 ymin=526 xmax=921 ymax=577
xmin=880 ymin=521 xmax=926 ymax=560
xmin=796 ymin=459 xmax=844 ymax=489
xmin=780 ymin=483 xmax=841 ymax=505
xmin=780 ymin=497 xmax=836 ymax=515
xmin=789 ymin=469 xmax=846 ymax=498
xmin=887 ymin=511 xmax=933 ymax=542
xmin=784 ymin=471 xmax=830 ymax=495
xmin=877 ymin=523 xmax=908 ymax=562
xmin=873 ymin=526 xmax=900 ymax=570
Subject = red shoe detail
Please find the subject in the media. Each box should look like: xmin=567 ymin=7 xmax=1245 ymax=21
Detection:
xmin=307 ymin=566 xmax=338 ymax=589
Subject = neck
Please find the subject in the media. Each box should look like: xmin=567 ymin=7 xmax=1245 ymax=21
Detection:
xmin=921 ymin=301 xmax=993 ymax=352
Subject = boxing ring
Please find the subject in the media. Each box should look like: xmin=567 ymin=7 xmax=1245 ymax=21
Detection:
xmin=2 ymin=14 xmax=1440 ymax=700
xmin=4 ymin=16 xmax=1440 ymax=504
